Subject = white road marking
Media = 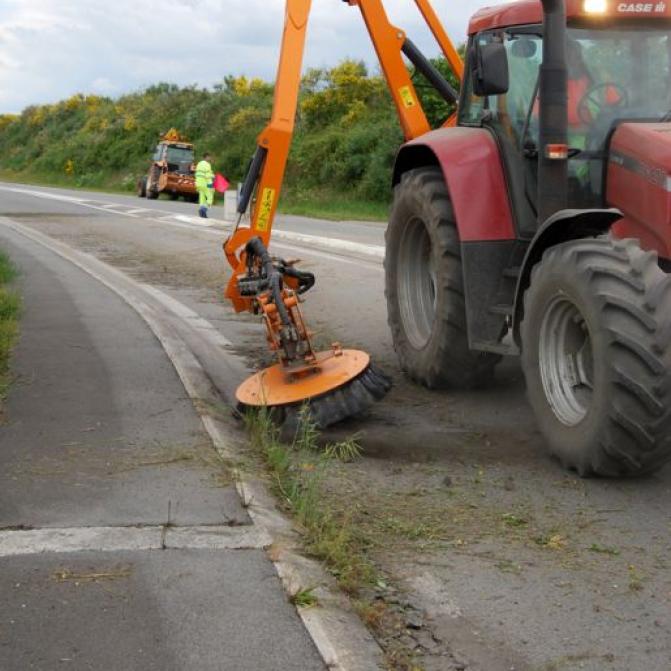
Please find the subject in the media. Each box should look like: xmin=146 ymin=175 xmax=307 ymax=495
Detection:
xmin=124 ymin=208 xmax=153 ymax=215
xmin=271 ymin=240 xmax=383 ymax=271
xmin=175 ymin=214 xmax=216 ymax=227
xmin=0 ymin=524 xmax=271 ymax=557
xmin=273 ymin=229 xmax=384 ymax=259
xmin=166 ymin=525 xmax=270 ymax=550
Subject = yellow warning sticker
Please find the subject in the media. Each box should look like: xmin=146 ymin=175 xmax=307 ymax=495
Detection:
xmin=399 ymin=86 xmax=417 ymax=109
xmin=256 ymin=187 xmax=275 ymax=232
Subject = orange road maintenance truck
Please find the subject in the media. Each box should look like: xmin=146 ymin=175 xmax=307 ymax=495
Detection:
xmin=137 ymin=129 xmax=198 ymax=201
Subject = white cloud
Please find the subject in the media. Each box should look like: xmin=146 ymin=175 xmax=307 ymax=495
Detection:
xmin=0 ymin=0 xmax=502 ymax=113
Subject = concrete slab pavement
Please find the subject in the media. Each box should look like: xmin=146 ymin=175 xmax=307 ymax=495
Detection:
xmin=0 ymin=228 xmax=248 ymax=529
xmin=0 ymin=549 xmax=320 ymax=671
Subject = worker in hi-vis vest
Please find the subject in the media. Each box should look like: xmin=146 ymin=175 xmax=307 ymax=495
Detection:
xmin=195 ymin=152 xmax=215 ymax=218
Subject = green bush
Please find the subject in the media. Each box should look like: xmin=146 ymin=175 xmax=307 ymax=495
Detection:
xmin=0 ymin=56 xmax=459 ymax=215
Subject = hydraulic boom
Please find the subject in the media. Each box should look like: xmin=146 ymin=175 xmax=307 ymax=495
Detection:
xmin=225 ymin=0 xmax=462 ymax=428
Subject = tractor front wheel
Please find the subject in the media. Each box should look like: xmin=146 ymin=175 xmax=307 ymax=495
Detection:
xmin=385 ymin=167 xmax=500 ymax=389
xmin=146 ymin=167 xmax=160 ymax=200
xmin=521 ymin=236 xmax=671 ymax=476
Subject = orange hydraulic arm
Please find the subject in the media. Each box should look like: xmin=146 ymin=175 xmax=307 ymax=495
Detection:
xmin=224 ymin=0 xmax=463 ymax=312
xmin=412 ymin=0 xmax=464 ymax=80
xmin=224 ymin=0 xmax=311 ymax=311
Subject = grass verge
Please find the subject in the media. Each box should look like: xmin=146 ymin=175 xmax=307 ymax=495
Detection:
xmin=244 ymin=407 xmax=439 ymax=670
xmin=245 ymin=406 xmax=376 ymax=595
xmin=280 ymin=187 xmax=389 ymax=222
xmin=0 ymin=250 xmax=20 ymax=404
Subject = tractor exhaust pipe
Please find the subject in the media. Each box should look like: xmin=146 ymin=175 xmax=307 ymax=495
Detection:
xmin=537 ymin=0 xmax=568 ymax=223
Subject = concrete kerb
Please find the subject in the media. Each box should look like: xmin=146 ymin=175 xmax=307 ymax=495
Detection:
xmin=0 ymin=217 xmax=384 ymax=671
xmin=0 ymin=525 xmax=272 ymax=557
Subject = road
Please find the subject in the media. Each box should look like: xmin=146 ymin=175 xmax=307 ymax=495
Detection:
xmin=1 ymin=182 xmax=669 ymax=671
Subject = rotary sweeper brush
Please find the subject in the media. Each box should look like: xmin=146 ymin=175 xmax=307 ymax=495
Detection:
xmin=230 ymin=237 xmax=391 ymax=430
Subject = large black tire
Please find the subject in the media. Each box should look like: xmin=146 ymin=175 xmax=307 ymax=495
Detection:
xmin=385 ymin=167 xmax=500 ymax=388
xmin=146 ymin=167 xmax=160 ymax=200
xmin=137 ymin=176 xmax=147 ymax=198
xmin=521 ymin=236 xmax=671 ymax=477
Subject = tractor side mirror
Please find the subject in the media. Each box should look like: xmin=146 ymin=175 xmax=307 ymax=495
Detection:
xmin=472 ymin=41 xmax=509 ymax=97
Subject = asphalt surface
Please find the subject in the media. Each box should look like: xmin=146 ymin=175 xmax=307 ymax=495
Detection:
xmin=1 ymin=182 xmax=670 ymax=671
xmin=0 ymin=219 xmax=325 ymax=670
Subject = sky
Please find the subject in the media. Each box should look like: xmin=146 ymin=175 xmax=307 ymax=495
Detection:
xmin=0 ymin=0 xmax=505 ymax=114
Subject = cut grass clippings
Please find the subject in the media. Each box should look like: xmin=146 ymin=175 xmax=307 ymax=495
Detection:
xmin=0 ymin=250 xmax=20 ymax=405
xmin=243 ymin=407 xmax=434 ymax=670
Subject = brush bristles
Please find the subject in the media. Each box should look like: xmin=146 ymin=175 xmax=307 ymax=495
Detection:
xmin=238 ymin=363 xmax=392 ymax=433
xmin=303 ymin=363 xmax=392 ymax=428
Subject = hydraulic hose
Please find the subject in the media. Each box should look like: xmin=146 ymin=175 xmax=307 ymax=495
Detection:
xmin=238 ymin=147 xmax=268 ymax=215
xmin=282 ymin=265 xmax=315 ymax=295
xmin=402 ymin=38 xmax=459 ymax=105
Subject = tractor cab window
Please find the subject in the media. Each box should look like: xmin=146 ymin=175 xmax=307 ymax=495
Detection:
xmin=565 ymin=25 xmax=671 ymax=204
xmin=152 ymin=145 xmax=164 ymax=161
xmin=165 ymin=146 xmax=193 ymax=164
xmin=164 ymin=145 xmax=195 ymax=174
xmin=461 ymin=23 xmax=671 ymax=210
xmin=165 ymin=146 xmax=194 ymax=166
xmin=461 ymin=29 xmax=544 ymax=231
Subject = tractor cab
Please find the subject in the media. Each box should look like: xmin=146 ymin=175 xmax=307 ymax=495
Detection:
xmin=153 ymin=142 xmax=195 ymax=175
xmin=462 ymin=0 xmax=671 ymax=235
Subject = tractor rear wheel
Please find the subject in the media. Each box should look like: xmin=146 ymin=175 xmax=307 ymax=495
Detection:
xmin=385 ymin=167 xmax=500 ymax=388
xmin=137 ymin=176 xmax=147 ymax=198
xmin=521 ymin=236 xmax=671 ymax=476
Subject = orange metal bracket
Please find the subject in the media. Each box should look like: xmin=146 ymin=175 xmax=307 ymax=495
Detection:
xmin=346 ymin=0 xmax=431 ymax=141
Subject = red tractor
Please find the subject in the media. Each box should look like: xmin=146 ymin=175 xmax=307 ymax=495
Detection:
xmin=386 ymin=0 xmax=671 ymax=476
xmin=226 ymin=0 xmax=671 ymax=477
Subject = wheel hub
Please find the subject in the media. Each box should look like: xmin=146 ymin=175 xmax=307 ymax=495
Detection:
xmin=538 ymin=295 xmax=594 ymax=426
xmin=398 ymin=217 xmax=436 ymax=349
